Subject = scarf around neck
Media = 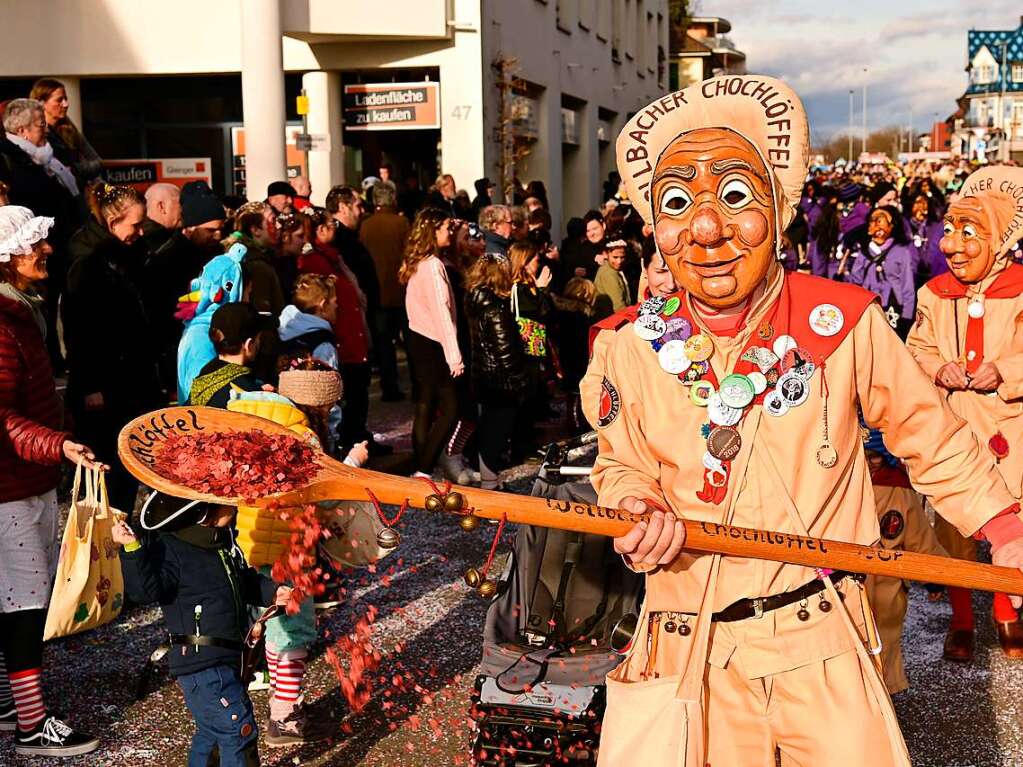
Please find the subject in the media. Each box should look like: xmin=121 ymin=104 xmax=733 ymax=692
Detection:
xmin=6 ymin=133 xmax=79 ymax=196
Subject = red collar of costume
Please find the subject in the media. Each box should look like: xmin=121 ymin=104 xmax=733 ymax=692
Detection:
xmin=926 ymin=263 xmax=1023 ymax=300
xmin=925 ymin=263 xmax=1023 ymax=374
xmin=589 ymin=272 xmax=878 ymax=360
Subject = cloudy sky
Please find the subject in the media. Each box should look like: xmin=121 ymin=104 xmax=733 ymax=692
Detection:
xmin=698 ymin=0 xmax=1021 ymax=145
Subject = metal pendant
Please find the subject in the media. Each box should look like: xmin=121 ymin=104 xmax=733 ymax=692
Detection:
xmin=816 ymin=443 xmax=838 ymax=469
xmin=663 ymin=619 xmax=677 ymax=634
xmin=819 ymin=598 xmax=832 ymax=613
xmin=377 ymin=527 xmax=401 ymax=549
xmin=678 ymin=621 xmax=692 ymax=636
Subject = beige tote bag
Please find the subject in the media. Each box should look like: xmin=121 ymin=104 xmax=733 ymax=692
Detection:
xmin=44 ymin=466 xmax=126 ymax=640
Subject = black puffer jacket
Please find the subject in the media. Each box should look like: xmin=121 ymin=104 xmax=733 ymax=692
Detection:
xmin=120 ymin=525 xmax=276 ymax=677
xmin=464 ymin=286 xmax=529 ymax=404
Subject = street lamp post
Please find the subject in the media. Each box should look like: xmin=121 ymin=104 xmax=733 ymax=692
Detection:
xmin=862 ymin=68 xmax=868 ymax=157
xmin=848 ymin=90 xmax=854 ymax=161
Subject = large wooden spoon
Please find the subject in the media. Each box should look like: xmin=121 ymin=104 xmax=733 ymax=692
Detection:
xmin=118 ymin=406 xmax=1023 ymax=595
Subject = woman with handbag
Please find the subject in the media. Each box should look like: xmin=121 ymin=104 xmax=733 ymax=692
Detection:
xmin=509 ymin=240 xmax=555 ymax=445
xmin=0 ymin=205 xmax=103 ymax=756
xmin=401 ymin=207 xmax=464 ymax=479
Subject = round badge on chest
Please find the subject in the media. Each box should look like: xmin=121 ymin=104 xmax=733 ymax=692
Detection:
xmin=639 ymin=296 xmax=668 ymax=316
xmin=782 ymin=348 xmax=816 ymax=381
xmin=662 ymin=296 xmax=682 ymax=316
xmin=707 ymin=393 xmax=742 ymax=426
xmin=662 ymin=316 xmax=693 ymax=343
xmin=707 ymin=425 xmax=742 ymax=461
xmin=689 ymin=380 xmax=715 ymax=406
xmin=657 ymin=339 xmax=690 ymax=375
xmin=809 ymin=304 xmax=844 ymax=337
xmin=763 ymin=390 xmax=789 ymax=417
xmin=968 ymin=300 xmax=985 ymax=319
xmin=634 ymin=314 xmax=667 ymax=341
xmin=718 ymin=374 xmax=756 ymax=409
xmin=776 ymin=372 xmax=810 ymax=407
xmin=684 ymin=333 xmax=714 ymax=362
xmin=748 ymin=371 xmax=768 ymax=395
xmin=773 ymin=334 xmax=797 ymax=359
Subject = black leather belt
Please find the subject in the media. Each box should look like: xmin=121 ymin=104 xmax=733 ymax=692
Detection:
xmin=169 ymin=634 xmax=244 ymax=651
xmin=712 ymin=571 xmax=863 ymax=623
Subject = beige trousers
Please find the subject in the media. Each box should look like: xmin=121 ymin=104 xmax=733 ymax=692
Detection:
xmin=703 ymin=647 xmax=903 ymax=767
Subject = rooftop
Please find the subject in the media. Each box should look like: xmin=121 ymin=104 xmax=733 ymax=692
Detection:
xmin=966 ymin=23 xmax=1023 ymax=95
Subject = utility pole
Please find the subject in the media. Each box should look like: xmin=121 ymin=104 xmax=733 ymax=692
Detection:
xmin=909 ymin=105 xmax=914 ymax=154
xmin=848 ymin=90 xmax=854 ymax=161
xmin=1000 ymin=40 xmax=1008 ymax=161
xmin=862 ymin=67 xmax=868 ymax=157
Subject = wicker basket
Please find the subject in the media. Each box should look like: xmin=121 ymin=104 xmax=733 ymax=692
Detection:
xmin=278 ymin=369 xmax=343 ymax=407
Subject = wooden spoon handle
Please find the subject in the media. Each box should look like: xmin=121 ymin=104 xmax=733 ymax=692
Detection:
xmin=273 ymin=466 xmax=1023 ymax=595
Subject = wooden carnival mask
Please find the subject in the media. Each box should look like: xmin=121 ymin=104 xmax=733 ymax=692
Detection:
xmin=652 ymin=128 xmax=776 ymax=308
xmin=940 ymin=166 xmax=1023 ymax=284
xmin=940 ymin=199 xmax=995 ymax=285
xmin=616 ymin=75 xmax=809 ymax=310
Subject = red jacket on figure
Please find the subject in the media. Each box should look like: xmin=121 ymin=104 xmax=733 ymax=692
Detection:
xmin=297 ymin=244 xmax=370 ymax=365
xmin=0 ymin=294 xmax=70 ymax=503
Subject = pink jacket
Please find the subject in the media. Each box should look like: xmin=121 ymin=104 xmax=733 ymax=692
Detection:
xmin=405 ymin=256 xmax=462 ymax=369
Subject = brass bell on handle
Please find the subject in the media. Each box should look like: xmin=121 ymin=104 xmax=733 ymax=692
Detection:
xmin=425 ymin=494 xmax=443 ymax=513
xmin=376 ymin=527 xmax=401 ymax=550
xmin=443 ymin=491 xmax=465 ymax=512
xmin=464 ymin=567 xmax=482 ymax=589
xmin=478 ymin=580 xmax=497 ymax=598
xmin=459 ymin=514 xmax=479 ymax=532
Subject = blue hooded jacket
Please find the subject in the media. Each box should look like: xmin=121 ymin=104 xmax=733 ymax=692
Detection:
xmin=176 ymin=243 xmax=246 ymax=402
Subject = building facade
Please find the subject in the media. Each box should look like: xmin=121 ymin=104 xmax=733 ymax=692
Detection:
xmin=0 ymin=0 xmax=668 ymax=234
xmin=952 ymin=17 xmax=1023 ymax=162
xmin=669 ymin=16 xmax=746 ymax=91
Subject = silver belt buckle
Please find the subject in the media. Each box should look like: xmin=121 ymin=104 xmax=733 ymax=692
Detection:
xmin=751 ymin=598 xmax=765 ymax=619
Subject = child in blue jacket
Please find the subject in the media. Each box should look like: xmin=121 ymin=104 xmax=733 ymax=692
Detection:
xmin=112 ymin=494 xmax=289 ymax=767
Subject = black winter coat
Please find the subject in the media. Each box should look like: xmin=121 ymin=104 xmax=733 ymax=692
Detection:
xmin=335 ymin=224 xmax=381 ymax=314
xmin=464 ymin=286 xmax=529 ymax=405
xmin=63 ymin=219 xmax=161 ymax=408
xmin=120 ymin=525 xmax=276 ymax=677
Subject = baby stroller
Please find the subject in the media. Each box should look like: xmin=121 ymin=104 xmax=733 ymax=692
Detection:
xmin=470 ymin=433 xmax=643 ymax=766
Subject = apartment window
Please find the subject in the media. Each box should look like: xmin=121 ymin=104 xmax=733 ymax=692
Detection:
xmin=556 ymin=0 xmax=576 ymax=33
xmin=1013 ymin=101 xmax=1023 ymax=137
xmin=633 ymin=4 xmax=647 ymax=70
xmin=974 ymin=64 xmax=996 ymax=84
xmin=611 ymin=0 xmax=623 ymax=61
xmin=1013 ymin=63 xmax=1023 ymax=82
xmin=625 ymin=0 xmax=636 ymax=60
xmin=596 ymin=0 xmax=610 ymax=40
xmin=578 ymin=0 xmax=593 ymax=30
xmin=657 ymin=12 xmax=666 ymax=85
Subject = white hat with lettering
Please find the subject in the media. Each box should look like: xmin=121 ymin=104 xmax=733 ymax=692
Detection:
xmin=615 ymin=75 xmax=809 ymax=231
xmin=955 ymin=166 xmax=1023 ymax=260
